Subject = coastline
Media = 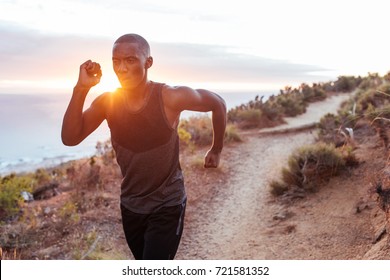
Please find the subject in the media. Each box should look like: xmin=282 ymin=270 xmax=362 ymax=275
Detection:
xmin=0 ymin=90 xmax=269 ymax=176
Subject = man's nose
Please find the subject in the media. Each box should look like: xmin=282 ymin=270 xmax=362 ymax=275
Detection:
xmin=117 ymin=61 xmax=127 ymax=72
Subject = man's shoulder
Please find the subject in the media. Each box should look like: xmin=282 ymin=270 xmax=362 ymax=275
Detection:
xmin=161 ymin=84 xmax=186 ymax=101
xmin=92 ymin=91 xmax=111 ymax=103
xmin=91 ymin=91 xmax=119 ymax=110
xmin=161 ymin=84 xmax=194 ymax=96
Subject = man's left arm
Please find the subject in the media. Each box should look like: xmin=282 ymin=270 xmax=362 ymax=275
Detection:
xmin=196 ymin=89 xmax=226 ymax=168
xmin=164 ymin=86 xmax=227 ymax=168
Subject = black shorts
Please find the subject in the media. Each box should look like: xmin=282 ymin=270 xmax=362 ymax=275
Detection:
xmin=120 ymin=200 xmax=186 ymax=260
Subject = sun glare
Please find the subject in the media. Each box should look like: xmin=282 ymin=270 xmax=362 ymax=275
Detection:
xmin=93 ymin=73 xmax=121 ymax=93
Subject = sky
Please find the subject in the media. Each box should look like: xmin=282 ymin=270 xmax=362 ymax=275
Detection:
xmin=1 ymin=0 xmax=390 ymax=94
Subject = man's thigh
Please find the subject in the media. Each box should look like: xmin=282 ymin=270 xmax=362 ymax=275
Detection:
xmin=143 ymin=201 xmax=186 ymax=260
xmin=121 ymin=205 xmax=148 ymax=259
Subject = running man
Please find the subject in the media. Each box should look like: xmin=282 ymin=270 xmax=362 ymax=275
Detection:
xmin=61 ymin=33 xmax=226 ymax=259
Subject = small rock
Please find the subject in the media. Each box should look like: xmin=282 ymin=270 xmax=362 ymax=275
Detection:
xmin=43 ymin=207 xmax=51 ymax=215
xmin=20 ymin=191 xmax=34 ymax=202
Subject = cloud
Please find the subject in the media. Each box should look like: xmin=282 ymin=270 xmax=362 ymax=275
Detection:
xmin=0 ymin=22 xmax=332 ymax=92
xmin=152 ymin=42 xmax=331 ymax=84
xmin=0 ymin=22 xmax=112 ymax=80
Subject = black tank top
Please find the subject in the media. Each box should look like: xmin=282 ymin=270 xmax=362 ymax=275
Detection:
xmin=106 ymin=82 xmax=186 ymax=214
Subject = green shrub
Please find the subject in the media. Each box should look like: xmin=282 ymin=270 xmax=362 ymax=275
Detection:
xmin=259 ymin=101 xmax=283 ymax=122
xmin=274 ymin=93 xmax=306 ymax=117
xmin=178 ymin=127 xmax=192 ymax=146
xmin=227 ymin=85 xmax=322 ymax=129
xmin=269 ymin=180 xmax=289 ymax=196
xmin=300 ymin=83 xmax=327 ymax=102
xmin=179 ymin=115 xmax=213 ymax=146
xmin=384 ymin=71 xmax=390 ymax=83
xmin=365 ymin=104 xmax=390 ymax=121
xmin=224 ymin=124 xmax=242 ymax=143
xmin=235 ymin=109 xmax=263 ymax=129
xmin=316 ymin=113 xmax=345 ymax=146
xmin=179 ymin=116 xmax=242 ymax=146
xmin=0 ymin=174 xmax=34 ymax=221
xmin=334 ymin=75 xmax=361 ymax=92
xmin=355 ymin=84 xmax=390 ymax=115
xmin=33 ymin=169 xmax=52 ymax=186
xmin=340 ymin=145 xmax=359 ymax=167
xmin=229 ymin=102 xmax=283 ymax=129
xmin=270 ymin=143 xmax=346 ymax=195
xmin=357 ymin=73 xmax=382 ymax=91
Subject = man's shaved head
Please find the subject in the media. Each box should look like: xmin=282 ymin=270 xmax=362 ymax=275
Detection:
xmin=114 ymin=34 xmax=150 ymax=57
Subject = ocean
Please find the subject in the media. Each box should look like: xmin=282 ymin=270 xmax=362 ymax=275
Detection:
xmin=0 ymin=90 xmax=274 ymax=175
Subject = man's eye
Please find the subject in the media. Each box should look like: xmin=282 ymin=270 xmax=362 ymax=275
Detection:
xmin=126 ymin=58 xmax=135 ymax=63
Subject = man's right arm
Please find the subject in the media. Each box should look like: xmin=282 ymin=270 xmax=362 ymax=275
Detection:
xmin=61 ymin=60 xmax=105 ymax=146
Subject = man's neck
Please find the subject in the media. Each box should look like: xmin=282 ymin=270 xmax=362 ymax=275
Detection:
xmin=121 ymin=81 xmax=151 ymax=112
xmin=122 ymin=80 xmax=149 ymax=98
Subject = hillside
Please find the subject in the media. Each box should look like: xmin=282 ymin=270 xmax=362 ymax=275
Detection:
xmin=1 ymin=89 xmax=389 ymax=260
xmin=178 ymin=93 xmax=390 ymax=259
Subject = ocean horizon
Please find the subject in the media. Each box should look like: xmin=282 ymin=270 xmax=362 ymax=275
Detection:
xmin=0 ymin=90 xmax=275 ymax=175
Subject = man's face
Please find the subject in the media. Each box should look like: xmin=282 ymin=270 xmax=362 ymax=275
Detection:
xmin=112 ymin=42 xmax=150 ymax=89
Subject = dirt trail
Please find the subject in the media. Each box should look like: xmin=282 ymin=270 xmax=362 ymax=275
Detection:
xmin=178 ymin=133 xmax=314 ymax=259
xmin=176 ymin=93 xmax=378 ymax=259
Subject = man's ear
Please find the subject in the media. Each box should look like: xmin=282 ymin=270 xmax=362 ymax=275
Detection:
xmin=145 ymin=56 xmax=153 ymax=69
